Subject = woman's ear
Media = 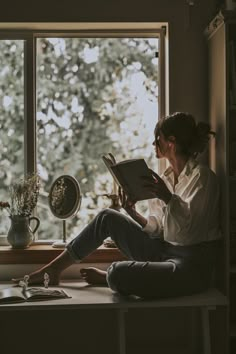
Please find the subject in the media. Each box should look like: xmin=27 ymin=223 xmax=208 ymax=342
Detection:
xmin=167 ymin=136 xmax=177 ymax=153
xmin=168 ymin=136 xmax=176 ymax=146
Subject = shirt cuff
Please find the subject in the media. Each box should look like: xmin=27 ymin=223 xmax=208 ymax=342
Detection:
xmin=143 ymin=215 xmax=159 ymax=234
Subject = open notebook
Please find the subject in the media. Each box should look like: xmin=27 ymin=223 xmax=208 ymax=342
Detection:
xmin=0 ymin=286 xmax=71 ymax=304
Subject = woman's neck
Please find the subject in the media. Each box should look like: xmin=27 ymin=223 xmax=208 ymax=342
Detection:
xmin=168 ymin=155 xmax=189 ymax=180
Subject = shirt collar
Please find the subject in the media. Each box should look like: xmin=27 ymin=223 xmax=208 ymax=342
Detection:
xmin=163 ymin=158 xmax=198 ymax=179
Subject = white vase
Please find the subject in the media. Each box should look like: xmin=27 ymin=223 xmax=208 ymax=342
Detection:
xmin=7 ymin=215 xmax=40 ymax=249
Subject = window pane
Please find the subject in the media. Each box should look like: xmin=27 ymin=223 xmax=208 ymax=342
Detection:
xmin=0 ymin=40 xmax=24 ymax=234
xmin=36 ymin=37 xmax=158 ymax=241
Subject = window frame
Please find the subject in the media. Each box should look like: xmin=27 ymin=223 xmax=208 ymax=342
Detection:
xmin=0 ymin=23 xmax=167 ymax=264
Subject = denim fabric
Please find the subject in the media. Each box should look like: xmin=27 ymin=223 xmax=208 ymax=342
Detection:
xmin=66 ymin=208 xmax=220 ymax=299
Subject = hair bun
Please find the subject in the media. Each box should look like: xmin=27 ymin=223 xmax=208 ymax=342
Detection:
xmin=195 ymin=122 xmax=215 ymax=154
xmin=156 ymin=112 xmax=215 ymax=158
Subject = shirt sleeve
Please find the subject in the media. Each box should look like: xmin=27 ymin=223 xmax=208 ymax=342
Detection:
xmin=163 ymin=170 xmax=219 ymax=245
xmin=142 ymin=198 xmax=164 ymax=236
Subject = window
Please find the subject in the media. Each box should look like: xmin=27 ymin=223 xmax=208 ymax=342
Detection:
xmin=0 ymin=39 xmax=24 ymax=234
xmin=0 ymin=23 xmax=167 ymax=249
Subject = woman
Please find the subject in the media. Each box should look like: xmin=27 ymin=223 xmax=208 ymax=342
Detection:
xmin=13 ymin=112 xmax=221 ymax=299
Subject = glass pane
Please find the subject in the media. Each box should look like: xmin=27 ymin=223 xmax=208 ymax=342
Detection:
xmin=0 ymin=40 xmax=24 ymax=234
xmin=36 ymin=37 xmax=158 ymax=241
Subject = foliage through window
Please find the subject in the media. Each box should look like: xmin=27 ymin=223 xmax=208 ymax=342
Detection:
xmin=0 ymin=28 xmax=164 ymax=243
xmin=0 ymin=39 xmax=24 ymax=234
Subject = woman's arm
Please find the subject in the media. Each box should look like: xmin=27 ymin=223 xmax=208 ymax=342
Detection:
xmin=119 ymin=188 xmax=147 ymax=227
xmin=163 ymin=169 xmax=220 ymax=244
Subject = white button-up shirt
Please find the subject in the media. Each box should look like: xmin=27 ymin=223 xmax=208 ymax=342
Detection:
xmin=143 ymin=158 xmax=222 ymax=246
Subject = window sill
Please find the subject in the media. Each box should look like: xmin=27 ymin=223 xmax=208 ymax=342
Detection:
xmin=0 ymin=245 xmax=126 ymax=265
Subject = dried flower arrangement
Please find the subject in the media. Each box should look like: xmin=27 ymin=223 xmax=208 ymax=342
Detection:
xmin=0 ymin=174 xmax=40 ymax=217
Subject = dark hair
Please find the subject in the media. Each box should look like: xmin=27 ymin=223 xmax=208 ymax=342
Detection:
xmin=155 ymin=112 xmax=215 ymax=158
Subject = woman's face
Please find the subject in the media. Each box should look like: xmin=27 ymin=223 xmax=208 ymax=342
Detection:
xmin=153 ymin=131 xmax=171 ymax=159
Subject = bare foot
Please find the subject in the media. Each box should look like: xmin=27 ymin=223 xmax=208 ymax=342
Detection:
xmin=80 ymin=267 xmax=107 ymax=285
xmin=12 ymin=267 xmax=60 ymax=286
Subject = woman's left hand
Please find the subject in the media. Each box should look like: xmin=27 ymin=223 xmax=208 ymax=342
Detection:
xmin=142 ymin=169 xmax=172 ymax=204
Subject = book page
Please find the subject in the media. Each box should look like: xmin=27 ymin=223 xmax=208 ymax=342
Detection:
xmin=108 ymin=153 xmax=116 ymax=164
xmin=102 ymin=154 xmax=121 ymax=187
xmin=102 ymin=154 xmax=113 ymax=166
xmin=0 ymin=287 xmax=25 ymax=304
xmin=116 ymin=158 xmax=140 ymax=165
xmin=23 ymin=287 xmax=71 ymax=301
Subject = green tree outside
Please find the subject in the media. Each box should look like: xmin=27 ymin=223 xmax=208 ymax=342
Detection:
xmin=0 ymin=37 xmax=159 ymax=241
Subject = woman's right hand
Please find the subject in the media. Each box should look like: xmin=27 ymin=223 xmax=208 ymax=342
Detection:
xmin=118 ymin=187 xmax=147 ymax=227
xmin=118 ymin=187 xmax=136 ymax=215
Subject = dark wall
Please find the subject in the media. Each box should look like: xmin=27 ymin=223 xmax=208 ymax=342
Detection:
xmin=0 ymin=0 xmax=217 ymax=22
xmin=0 ymin=306 xmax=226 ymax=354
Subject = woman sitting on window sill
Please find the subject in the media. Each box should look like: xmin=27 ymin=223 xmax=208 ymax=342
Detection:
xmin=13 ymin=112 xmax=221 ymax=299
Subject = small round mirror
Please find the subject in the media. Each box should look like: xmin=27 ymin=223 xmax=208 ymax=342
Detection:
xmin=48 ymin=175 xmax=82 ymax=248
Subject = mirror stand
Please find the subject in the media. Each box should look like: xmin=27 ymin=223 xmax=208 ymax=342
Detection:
xmin=52 ymin=220 xmax=67 ymax=248
xmin=48 ymin=175 xmax=82 ymax=249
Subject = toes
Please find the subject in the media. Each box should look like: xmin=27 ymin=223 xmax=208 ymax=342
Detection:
xmin=80 ymin=268 xmax=87 ymax=276
xmin=80 ymin=267 xmax=94 ymax=275
xmin=80 ymin=274 xmax=89 ymax=283
xmin=80 ymin=269 xmax=88 ymax=281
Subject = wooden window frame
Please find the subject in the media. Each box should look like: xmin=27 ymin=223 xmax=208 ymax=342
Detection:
xmin=0 ymin=22 xmax=167 ymax=265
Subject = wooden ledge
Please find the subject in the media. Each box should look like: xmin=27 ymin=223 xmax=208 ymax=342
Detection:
xmin=0 ymin=282 xmax=228 ymax=311
xmin=0 ymin=245 xmax=126 ymax=264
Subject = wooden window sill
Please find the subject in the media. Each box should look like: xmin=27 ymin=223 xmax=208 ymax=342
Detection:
xmin=0 ymin=245 xmax=126 ymax=265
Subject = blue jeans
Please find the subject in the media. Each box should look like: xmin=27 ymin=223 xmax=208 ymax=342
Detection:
xmin=67 ymin=209 xmax=220 ymax=299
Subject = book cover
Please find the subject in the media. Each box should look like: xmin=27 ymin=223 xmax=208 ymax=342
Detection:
xmin=0 ymin=286 xmax=71 ymax=304
xmin=102 ymin=153 xmax=155 ymax=201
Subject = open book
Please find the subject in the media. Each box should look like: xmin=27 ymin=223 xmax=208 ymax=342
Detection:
xmin=102 ymin=153 xmax=155 ymax=201
xmin=0 ymin=286 xmax=71 ymax=304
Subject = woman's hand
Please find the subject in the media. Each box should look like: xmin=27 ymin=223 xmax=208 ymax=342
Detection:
xmin=143 ymin=169 xmax=172 ymax=204
xmin=118 ymin=187 xmax=137 ymax=215
xmin=118 ymin=187 xmax=147 ymax=228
